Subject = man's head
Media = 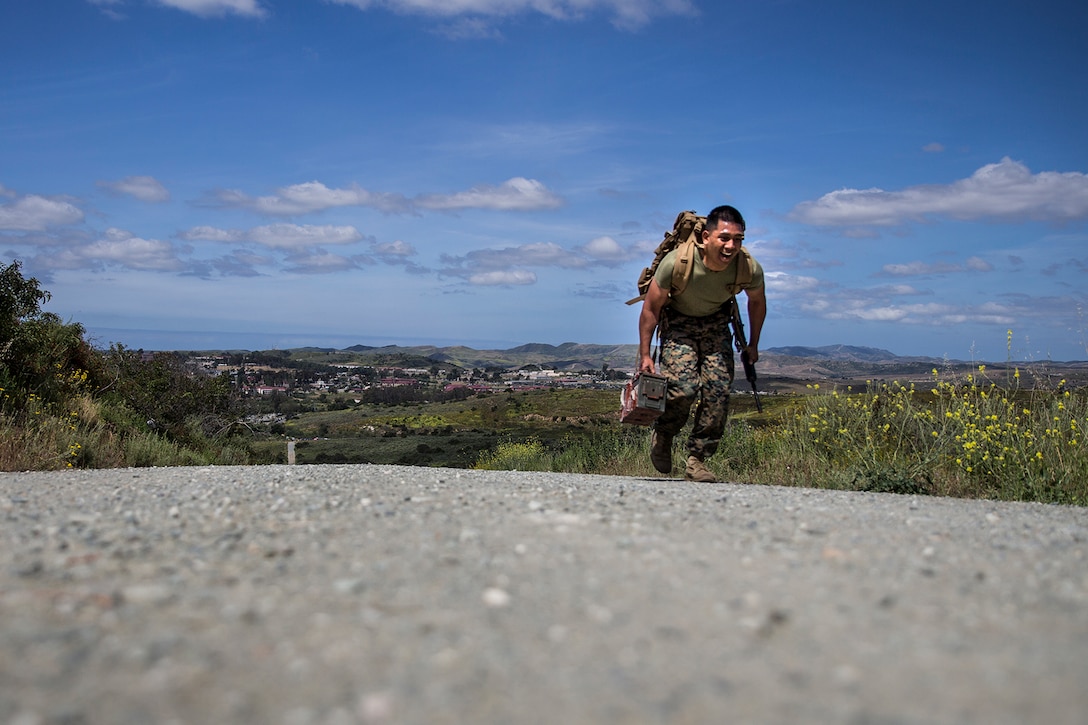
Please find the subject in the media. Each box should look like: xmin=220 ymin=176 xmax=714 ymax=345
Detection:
xmin=701 ymin=205 xmax=746 ymax=272
xmin=705 ymin=205 xmax=746 ymax=233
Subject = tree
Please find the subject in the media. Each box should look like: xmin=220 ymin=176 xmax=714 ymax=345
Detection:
xmin=0 ymin=261 xmax=253 ymax=467
xmin=100 ymin=345 xmax=240 ymax=445
xmin=0 ymin=260 xmax=100 ymax=406
xmin=0 ymin=260 xmax=49 ymax=345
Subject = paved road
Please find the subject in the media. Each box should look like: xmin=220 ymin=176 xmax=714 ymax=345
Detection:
xmin=2 ymin=464 xmax=1087 ymax=724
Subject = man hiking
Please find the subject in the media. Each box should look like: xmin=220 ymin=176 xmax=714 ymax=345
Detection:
xmin=637 ymin=205 xmax=766 ymax=482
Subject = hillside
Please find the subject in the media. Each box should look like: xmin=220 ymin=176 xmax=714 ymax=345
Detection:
xmin=222 ymin=342 xmax=1088 ymax=388
xmin=298 ymin=342 xmax=639 ymax=371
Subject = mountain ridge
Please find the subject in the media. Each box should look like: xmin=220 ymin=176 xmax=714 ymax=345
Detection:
xmin=264 ymin=342 xmax=1086 ymax=379
xmin=334 ymin=341 xmax=961 ymax=370
xmin=184 ymin=341 xmax=1088 ymax=386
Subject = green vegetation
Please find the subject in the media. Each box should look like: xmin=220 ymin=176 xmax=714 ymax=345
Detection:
xmin=1 ymin=261 xmax=258 ymax=470
xmin=472 ymin=366 xmax=1087 ymax=505
xmin=774 ymin=366 xmax=1087 ymax=503
xmin=3 ymin=260 xmax=1085 ymax=505
xmin=260 ymin=388 xmax=626 ymax=468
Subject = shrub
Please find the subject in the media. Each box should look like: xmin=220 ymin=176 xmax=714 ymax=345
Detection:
xmin=475 ymin=439 xmax=550 ymax=471
xmin=0 ymin=260 xmax=254 ymax=470
xmin=777 ymin=369 xmax=1087 ymax=503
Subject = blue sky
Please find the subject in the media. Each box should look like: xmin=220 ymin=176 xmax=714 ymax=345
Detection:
xmin=2 ymin=0 xmax=1087 ymax=361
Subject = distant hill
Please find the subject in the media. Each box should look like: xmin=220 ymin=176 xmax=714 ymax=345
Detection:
xmin=192 ymin=341 xmax=1088 ymax=386
xmin=766 ymin=344 xmax=934 ymax=363
xmin=424 ymin=342 xmax=638 ymax=371
xmin=282 ymin=341 xmax=955 ymax=376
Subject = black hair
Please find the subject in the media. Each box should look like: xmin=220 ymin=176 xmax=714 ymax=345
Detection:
xmin=706 ymin=205 xmax=746 ymax=232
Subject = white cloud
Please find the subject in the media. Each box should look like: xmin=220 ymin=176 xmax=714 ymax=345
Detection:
xmin=87 ymin=0 xmax=125 ymax=18
xmin=744 ymin=237 xmax=844 ymax=272
xmin=266 ymin=182 xmax=403 ymax=215
xmin=790 ymin=158 xmax=1088 ymax=227
xmin=573 ymin=281 xmax=625 ymax=299
xmin=97 ymin=175 xmax=170 ymax=203
xmin=875 ymin=284 xmax=924 ymax=296
xmin=179 ymin=225 xmax=246 ymax=243
xmin=580 ymin=235 xmax=631 ymax=262
xmin=248 ymin=224 xmax=363 ymax=250
xmin=181 ymin=223 xmax=364 ymax=252
xmin=326 ymin=0 xmax=696 ymax=30
xmin=442 ymin=242 xmax=585 ymax=275
xmin=468 ymin=269 xmax=537 ymax=286
xmin=178 ymin=223 xmax=363 ymax=251
xmin=796 ymin=288 xmax=1019 ymax=326
xmin=439 ymin=233 xmax=639 ymax=286
xmin=371 ymin=239 xmax=416 ymax=258
xmin=764 ymin=271 xmax=820 ymax=293
xmin=965 ymin=256 xmax=993 ymax=272
xmin=880 ymin=261 xmax=962 ymax=276
xmin=922 ymin=142 xmax=945 ymax=153
xmin=776 ymin=274 xmax=1030 ymax=330
xmin=0 ymin=194 xmax=84 ymax=231
xmin=880 ymin=258 xmax=994 ymax=277
xmin=208 ymin=177 xmax=561 ymax=215
xmin=839 ymin=305 xmax=912 ymax=322
xmin=211 ymin=181 xmax=410 ymax=216
xmin=370 ymin=239 xmax=427 ymax=272
xmin=417 ymin=177 xmax=563 ymax=211
xmin=48 ymin=228 xmax=183 ymax=272
xmin=283 ymin=251 xmax=359 ymax=274
xmin=367 ymin=238 xmax=413 ymax=261
xmin=509 ymin=241 xmax=581 ymax=266
xmin=206 ymin=250 xmax=274 ymax=277
xmin=153 ymin=0 xmax=266 ymax=18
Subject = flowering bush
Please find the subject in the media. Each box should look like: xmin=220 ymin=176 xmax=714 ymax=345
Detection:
xmin=783 ymin=364 xmax=1086 ymax=503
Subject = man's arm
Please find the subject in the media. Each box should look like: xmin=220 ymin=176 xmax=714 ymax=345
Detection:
xmin=638 ymin=278 xmax=670 ymax=374
xmin=744 ymin=285 xmax=767 ymax=363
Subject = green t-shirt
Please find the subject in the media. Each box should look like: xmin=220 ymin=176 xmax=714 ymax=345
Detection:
xmin=654 ymin=246 xmax=764 ymax=317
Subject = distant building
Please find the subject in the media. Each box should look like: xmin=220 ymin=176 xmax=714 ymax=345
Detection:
xmin=379 ymin=377 xmax=420 ymax=387
xmin=254 ymin=385 xmax=288 ymax=395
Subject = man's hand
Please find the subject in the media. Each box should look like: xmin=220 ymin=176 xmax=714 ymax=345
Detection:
xmin=637 ymin=278 xmax=669 ymax=376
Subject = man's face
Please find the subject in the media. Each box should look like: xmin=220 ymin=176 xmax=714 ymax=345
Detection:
xmin=701 ymin=219 xmax=744 ymax=272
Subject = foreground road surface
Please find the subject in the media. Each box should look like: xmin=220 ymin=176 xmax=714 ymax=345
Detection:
xmin=2 ymin=464 xmax=1086 ymax=724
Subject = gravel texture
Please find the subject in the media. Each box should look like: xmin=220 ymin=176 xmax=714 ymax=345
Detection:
xmin=1 ymin=464 xmax=1087 ymax=724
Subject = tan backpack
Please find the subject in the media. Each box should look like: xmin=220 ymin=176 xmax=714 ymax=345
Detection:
xmin=625 ymin=210 xmax=753 ymax=305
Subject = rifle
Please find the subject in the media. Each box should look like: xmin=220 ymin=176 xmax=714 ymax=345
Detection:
xmin=728 ymin=298 xmax=762 ymax=412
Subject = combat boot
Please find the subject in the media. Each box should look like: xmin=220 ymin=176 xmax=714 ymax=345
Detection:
xmin=685 ymin=456 xmax=717 ymax=483
xmin=650 ymin=430 xmax=673 ymax=474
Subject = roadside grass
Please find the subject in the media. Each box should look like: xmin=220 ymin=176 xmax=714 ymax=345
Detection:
xmin=472 ymin=392 xmax=775 ymax=479
xmin=469 ymin=370 xmax=1086 ymax=505
xmin=766 ymin=367 xmax=1087 ymax=504
xmin=475 ymin=428 xmax=649 ymax=476
xmin=274 ymin=388 xmax=624 ymax=468
xmin=1 ymin=391 xmax=253 ymax=471
xmin=287 ymin=388 xmax=621 ymax=436
xmin=7 ymin=337 xmax=1084 ymax=505
xmin=251 ymin=430 xmax=499 ymax=468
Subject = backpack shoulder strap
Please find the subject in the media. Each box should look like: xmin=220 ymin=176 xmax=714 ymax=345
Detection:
xmin=725 ymin=247 xmax=754 ymax=296
xmin=670 ymin=240 xmax=698 ymax=297
xmin=667 ymin=213 xmax=704 ymax=298
xmin=624 ymin=210 xmax=705 ymax=305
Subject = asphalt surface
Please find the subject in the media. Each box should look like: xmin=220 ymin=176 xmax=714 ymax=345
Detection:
xmin=2 ymin=464 xmax=1087 ymax=724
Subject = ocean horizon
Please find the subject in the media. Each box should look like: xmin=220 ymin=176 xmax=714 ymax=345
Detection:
xmin=83 ymin=327 xmax=620 ymax=353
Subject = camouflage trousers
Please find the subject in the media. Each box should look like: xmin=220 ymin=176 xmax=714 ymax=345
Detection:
xmin=653 ymin=305 xmax=734 ymax=461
